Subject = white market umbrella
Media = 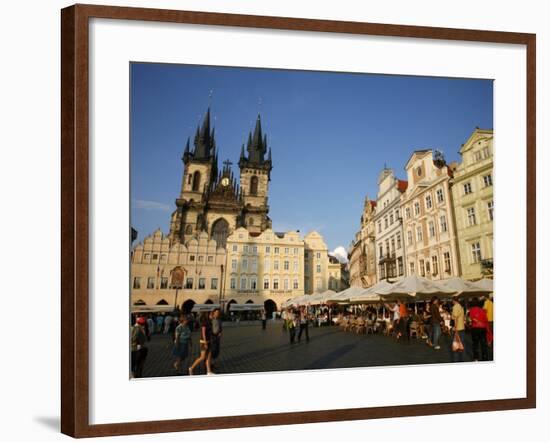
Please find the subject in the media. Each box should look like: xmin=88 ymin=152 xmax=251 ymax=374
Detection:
xmin=473 ymin=278 xmax=494 ymax=292
xmin=348 ymin=280 xmax=393 ymax=304
xmin=436 ymin=277 xmax=492 ymax=298
xmin=308 ymin=290 xmax=336 ymax=305
xmin=375 ymin=274 xmax=454 ymax=301
xmin=327 ymin=286 xmax=365 ymax=304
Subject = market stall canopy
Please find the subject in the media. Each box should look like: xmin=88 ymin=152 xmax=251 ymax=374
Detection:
xmin=191 ymin=304 xmax=221 ymax=313
xmin=473 ymin=278 xmax=494 ymax=292
xmin=375 ymin=275 xmax=455 ymax=301
xmin=131 ymin=305 xmax=175 ymax=314
xmin=308 ymin=290 xmax=337 ymax=305
xmin=349 ymin=280 xmax=393 ymax=303
xmin=436 ymin=277 xmax=493 ymax=298
xmin=229 ymin=304 xmax=265 ymax=311
xmin=327 ymin=286 xmax=366 ymax=304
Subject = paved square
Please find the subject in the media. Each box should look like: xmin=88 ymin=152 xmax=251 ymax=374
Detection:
xmin=139 ymin=320 xmax=493 ymax=378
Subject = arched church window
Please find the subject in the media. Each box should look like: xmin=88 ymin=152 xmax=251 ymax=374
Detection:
xmin=250 ymin=176 xmax=258 ymax=196
xmin=192 ymin=171 xmax=201 ymax=191
xmin=185 ymin=225 xmax=193 ymax=235
xmin=211 ymin=218 xmax=230 ymax=249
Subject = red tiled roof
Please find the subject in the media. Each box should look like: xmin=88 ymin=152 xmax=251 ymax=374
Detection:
xmin=370 ymin=201 xmax=377 ymax=208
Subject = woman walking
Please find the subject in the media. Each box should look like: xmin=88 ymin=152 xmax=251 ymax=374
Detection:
xmin=130 ymin=316 xmax=148 ymax=378
xmin=188 ymin=312 xmax=214 ymax=375
xmin=172 ymin=314 xmax=192 ymax=374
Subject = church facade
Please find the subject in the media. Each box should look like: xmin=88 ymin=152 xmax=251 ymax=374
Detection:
xmin=131 ymin=109 xmax=344 ymax=314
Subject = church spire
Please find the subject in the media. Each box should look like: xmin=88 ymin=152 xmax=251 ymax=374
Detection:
xmin=193 ymin=108 xmax=215 ymax=160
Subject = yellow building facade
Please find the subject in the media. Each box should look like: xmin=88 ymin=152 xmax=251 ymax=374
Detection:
xmin=451 ymin=128 xmax=494 ymax=280
xmin=223 ymin=227 xmax=304 ymax=313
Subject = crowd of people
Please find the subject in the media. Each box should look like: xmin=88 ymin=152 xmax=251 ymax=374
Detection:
xmin=130 ymin=308 xmax=224 ymax=378
xmin=331 ymin=295 xmax=493 ymax=362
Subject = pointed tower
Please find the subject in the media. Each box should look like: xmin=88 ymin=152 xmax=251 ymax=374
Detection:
xmin=168 ymin=108 xmax=219 ymax=244
xmin=238 ymin=114 xmax=273 ymax=234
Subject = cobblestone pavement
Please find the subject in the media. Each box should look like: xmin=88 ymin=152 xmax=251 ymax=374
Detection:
xmin=140 ymin=320 xmax=493 ymax=378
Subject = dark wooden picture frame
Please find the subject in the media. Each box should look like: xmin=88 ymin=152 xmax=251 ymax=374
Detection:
xmin=61 ymin=3 xmax=536 ymax=438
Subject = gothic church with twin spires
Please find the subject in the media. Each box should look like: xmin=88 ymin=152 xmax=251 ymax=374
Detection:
xmin=167 ymin=108 xmax=273 ymax=249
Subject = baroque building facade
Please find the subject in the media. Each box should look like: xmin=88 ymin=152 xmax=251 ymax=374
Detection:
xmin=348 ymin=197 xmax=378 ymax=288
xmin=373 ymin=168 xmax=408 ymax=281
xmin=401 ymin=150 xmax=460 ymax=280
xmin=450 ymin=128 xmax=494 ymax=280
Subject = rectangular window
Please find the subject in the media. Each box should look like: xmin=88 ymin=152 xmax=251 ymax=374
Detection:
xmin=474 ymin=150 xmax=482 ymax=162
xmin=316 ymin=264 xmax=321 ymax=273
xmin=152 ymin=253 xmax=158 ymax=260
xmin=389 ymin=213 xmax=394 ymax=224
xmin=274 ymin=260 xmax=279 ymax=271
xmin=425 ymin=260 xmax=431 ymax=275
xmin=231 ymin=259 xmax=237 ymax=271
xmin=133 ymin=277 xmax=141 ymax=289
xmin=198 ymin=255 xmax=204 ymax=262
xmin=211 ymin=278 xmax=218 ymax=290
xmin=250 ymin=277 xmax=257 ymax=290
xmin=243 ymin=245 xmax=249 ymax=254
xmin=407 ymin=230 xmax=413 ymax=246
xmin=293 ymin=260 xmax=298 ymax=272
xmin=464 ymin=182 xmax=472 ymax=195
xmin=263 ymin=278 xmax=269 ymax=289
xmin=487 ymin=200 xmax=494 ymax=221
xmin=395 ymin=209 xmax=400 ymax=221
xmin=432 ymin=256 xmax=438 ymax=276
xmin=396 ymin=233 xmax=402 ymax=249
xmin=293 ymin=279 xmax=299 ymax=290
xmin=444 ymin=252 xmax=451 ymax=273
xmin=189 ymin=255 xmax=195 ymax=262
xmin=398 ymin=257 xmax=404 ymax=276
xmin=294 ymin=248 xmax=298 ymax=255
xmin=390 ymin=238 xmax=395 ymax=253
xmin=417 ymin=226 xmax=423 ymax=242
xmin=185 ymin=278 xmax=193 ymax=289
xmin=409 ymin=261 xmax=415 ymax=275
xmin=230 ymin=278 xmax=236 ymax=290
xmin=284 ymin=260 xmax=289 ymax=271
xmin=160 ymin=277 xmax=168 ymax=289
xmin=232 ymin=244 xmax=238 ymax=252
xmin=264 ymin=258 xmax=270 ymax=270
xmin=467 ymin=207 xmax=477 ymax=226
xmin=274 ymin=247 xmax=279 ymax=254
xmin=440 ymin=215 xmax=448 ymax=233
xmin=429 ymin=221 xmax=435 ymax=237
xmin=425 ymin=195 xmax=432 ymax=210
xmin=160 ymin=254 xmax=167 ymax=263
xmin=242 ymin=259 xmax=248 ymax=271
xmin=144 ymin=253 xmax=150 ymax=260
xmin=147 ymin=277 xmax=155 ymax=289
xmin=316 ymin=252 xmax=321 ymax=259
xmin=252 ymin=245 xmax=258 ymax=254
xmin=385 ymin=239 xmax=390 ymax=255
xmin=198 ymin=278 xmax=206 ymax=290
xmin=384 ymin=216 xmax=388 ymax=229
xmin=284 ymin=247 xmax=289 ymax=254
xmin=436 ymin=188 xmax=444 ymax=203
xmin=483 ymin=174 xmax=493 ymax=187
xmin=240 ymin=277 xmax=247 ymax=290
xmin=265 ymin=246 xmax=271 ymax=254
xmin=419 ymin=259 xmax=426 ymax=277
xmin=378 ymin=221 xmax=382 ymax=233
xmin=379 ymin=245 xmax=383 ymax=258
xmin=471 ymin=242 xmax=482 ymax=263
xmin=273 ymin=279 xmax=279 ymax=290
xmin=414 ymin=202 xmax=420 ymax=216
xmin=207 ymin=255 xmax=213 ymax=263
xmin=405 ymin=207 xmax=411 ymax=219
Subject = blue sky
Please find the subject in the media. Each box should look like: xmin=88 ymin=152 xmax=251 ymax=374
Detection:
xmin=130 ymin=63 xmax=493 ymax=258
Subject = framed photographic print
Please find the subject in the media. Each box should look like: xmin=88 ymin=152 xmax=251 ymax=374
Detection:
xmin=61 ymin=3 xmax=536 ymax=438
